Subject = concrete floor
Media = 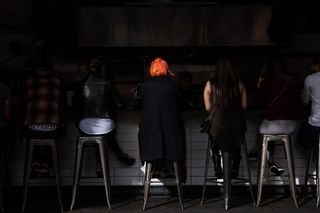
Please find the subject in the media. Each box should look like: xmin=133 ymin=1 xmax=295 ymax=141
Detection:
xmin=2 ymin=186 xmax=320 ymax=213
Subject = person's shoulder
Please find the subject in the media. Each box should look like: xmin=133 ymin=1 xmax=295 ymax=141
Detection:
xmin=306 ymin=72 xmax=320 ymax=79
xmin=304 ymin=72 xmax=320 ymax=85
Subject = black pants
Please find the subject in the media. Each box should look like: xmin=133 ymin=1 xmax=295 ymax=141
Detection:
xmin=297 ymin=118 xmax=320 ymax=149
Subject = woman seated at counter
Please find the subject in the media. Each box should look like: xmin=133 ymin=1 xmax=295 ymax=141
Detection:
xmin=203 ymin=57 xmax=247 ymax=178
xmin=136 ymin=57 xmax=187 ymax=182
xmin=253 ymin=57 xmax=300 ymax=176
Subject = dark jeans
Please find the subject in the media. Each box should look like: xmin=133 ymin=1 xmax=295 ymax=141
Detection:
xmin=297 ymin=118 xmax=320 ymax=149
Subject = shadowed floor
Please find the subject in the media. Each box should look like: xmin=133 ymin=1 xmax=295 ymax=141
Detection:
xmin=1 ymin=185 xmax=319 ymax=213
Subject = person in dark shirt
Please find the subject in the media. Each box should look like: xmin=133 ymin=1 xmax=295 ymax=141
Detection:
xmin=74 ymin=57 xmax=135 ymax=177
xmin=251 ymin=57 xmax=300 ymax=176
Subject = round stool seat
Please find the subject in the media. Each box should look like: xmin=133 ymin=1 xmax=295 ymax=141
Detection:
xmin=79 ymin=118 xmax=115 ymax=135
xmin=259 ymin=120 xmax=297 ymax=135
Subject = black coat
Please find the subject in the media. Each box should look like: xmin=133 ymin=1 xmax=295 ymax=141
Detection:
xmin=138 ymin=77 xmax=186 ymax=162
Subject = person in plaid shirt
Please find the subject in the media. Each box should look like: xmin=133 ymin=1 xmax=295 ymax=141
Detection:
xmin=21 ymin=66 xmax=64 ymax=178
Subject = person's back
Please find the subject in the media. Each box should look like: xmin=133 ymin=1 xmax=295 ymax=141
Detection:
xmin=76 ymin=57 xmax=135 ymax=171
xmin=139 ymin=76 xmax=185 ymax=161
xmin=24 ymin=67 xmax=62 ymax=130
xmin=203 ymin=57 xmax=247 ymax=178
xmin=21 ymin=66 xmax=63 ymax=178
xmin=298 ymin=54 xmax=320 ymax=149
xmin=206 ymin=60 xmax=247 ymax=152
xmin=256 ymin=76 xmax=299 ymax=121
xmin=138 ymin=58 xmax=186 ymax=162
xmin=253 ymin=57 xmax=299 ymax=176
xmin=82 ymin=75 xmax=116 ymax=120
xmin=302 ymin=71 xmax=320 ymax=126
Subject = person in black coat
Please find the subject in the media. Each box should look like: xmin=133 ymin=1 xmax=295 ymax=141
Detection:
xmin=138 ymin=57 xmax=186 ymax=166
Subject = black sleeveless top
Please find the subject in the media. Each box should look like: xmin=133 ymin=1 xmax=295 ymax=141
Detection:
xmin=209 ymin=82 xmax=247 ymax=152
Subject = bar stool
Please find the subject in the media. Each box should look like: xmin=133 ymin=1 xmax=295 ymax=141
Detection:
xmin=0 ymin=149 xmax=6 ymax=212
xmin=201 ymin=137 xmax=255 ymax=210
xmin=256 ymin=134 xmax=299 ymax=208
xmin=143 ymin=161 xmax=184 ymax=210
xmin=70 ymin=135 xmax=111 ymax=210
xmin=21 ymin=138 xmax=64 ymax=213
xmin=303 ymin=135 xmax=320 ymax=207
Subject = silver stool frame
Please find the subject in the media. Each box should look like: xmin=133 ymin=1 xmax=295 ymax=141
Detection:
xmin=256 ymin=134 xmax=299 ymax=208
xmin=142 ymin=161 xmax=184 ymax=210
xmin=201 ymin=137 xmax=255 ymax=210
xmin=70 ymin=136 xmax=111 ymax=210
xmin=303 ymin=135 xmax=320 ymax=207
xmin=21 ymin=138 xmax=64 ymax=213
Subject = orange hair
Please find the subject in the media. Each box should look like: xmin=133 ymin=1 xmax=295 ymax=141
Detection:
xmin=149 ymin=57 xmax=175 ymax=78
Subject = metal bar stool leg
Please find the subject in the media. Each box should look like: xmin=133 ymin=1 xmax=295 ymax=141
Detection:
xmin=317 ymin=138 xmax=320 ymax=207
xmin=51 ymin=142 xmax=64 ymax=213
xmin=70 ymin=139 xmax=84 ymax=210
xmin=241 ymin=138 xmax=256 ymax=206
xmin=283 ymin=136 xmax=299 ymax=208
xmin=104 ymin=139 xmax=112 ymax=207
xmin=0 ymin=184 xmax=3 ymax=213
xmin=21 ymin=143 xmax=34 ymax=213
xmin=201 ymin=138 xmax=212 ymax=205
xmin=223 ymin=152 xmax=231 ymax=210
xmin=98 ymin=141 xmax=112 ymax=210
xmin=0 ymin=150 xmax=5 ymax=212
xmin=143 ymin=162 xmax=152 ymax=210
xmin=303 ymin=144 xmax=313 ymax=202
xmin=256 ymin=136 xmax=269 ymax=207
xmin=173 ymin=161 xmax=184 ymax=210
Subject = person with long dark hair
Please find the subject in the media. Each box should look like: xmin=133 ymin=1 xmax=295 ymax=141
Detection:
xmin=203 ymin=57 xmax=247 ymax=178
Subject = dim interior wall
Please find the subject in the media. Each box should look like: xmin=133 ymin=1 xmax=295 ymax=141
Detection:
xmin=0 ymin=0 xmax=32 ymax=27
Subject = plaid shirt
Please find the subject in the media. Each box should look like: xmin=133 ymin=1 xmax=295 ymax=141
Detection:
xmin=23 ymin=76 xmax=62 ymax=125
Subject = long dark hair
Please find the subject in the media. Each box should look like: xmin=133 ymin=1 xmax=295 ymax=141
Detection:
xmin=211 ymin=58 xmax=240 ymax=107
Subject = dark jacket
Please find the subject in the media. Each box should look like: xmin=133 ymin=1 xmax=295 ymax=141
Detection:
xmin=74 ymin=74 xmax=117 ymax=121
xmin=138 ymin=77 xmax=186 ymax=162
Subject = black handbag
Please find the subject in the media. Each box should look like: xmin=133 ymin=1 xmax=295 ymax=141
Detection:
xmin=200 ymin=106 xmax=216 ymax=134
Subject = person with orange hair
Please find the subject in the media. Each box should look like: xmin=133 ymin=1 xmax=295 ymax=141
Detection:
xmin=137 ymin=57 xmax=186 ymax=175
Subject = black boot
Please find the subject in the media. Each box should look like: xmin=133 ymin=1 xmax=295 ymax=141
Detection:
xmin=211 ymin=144 xmax=223 ymax=178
